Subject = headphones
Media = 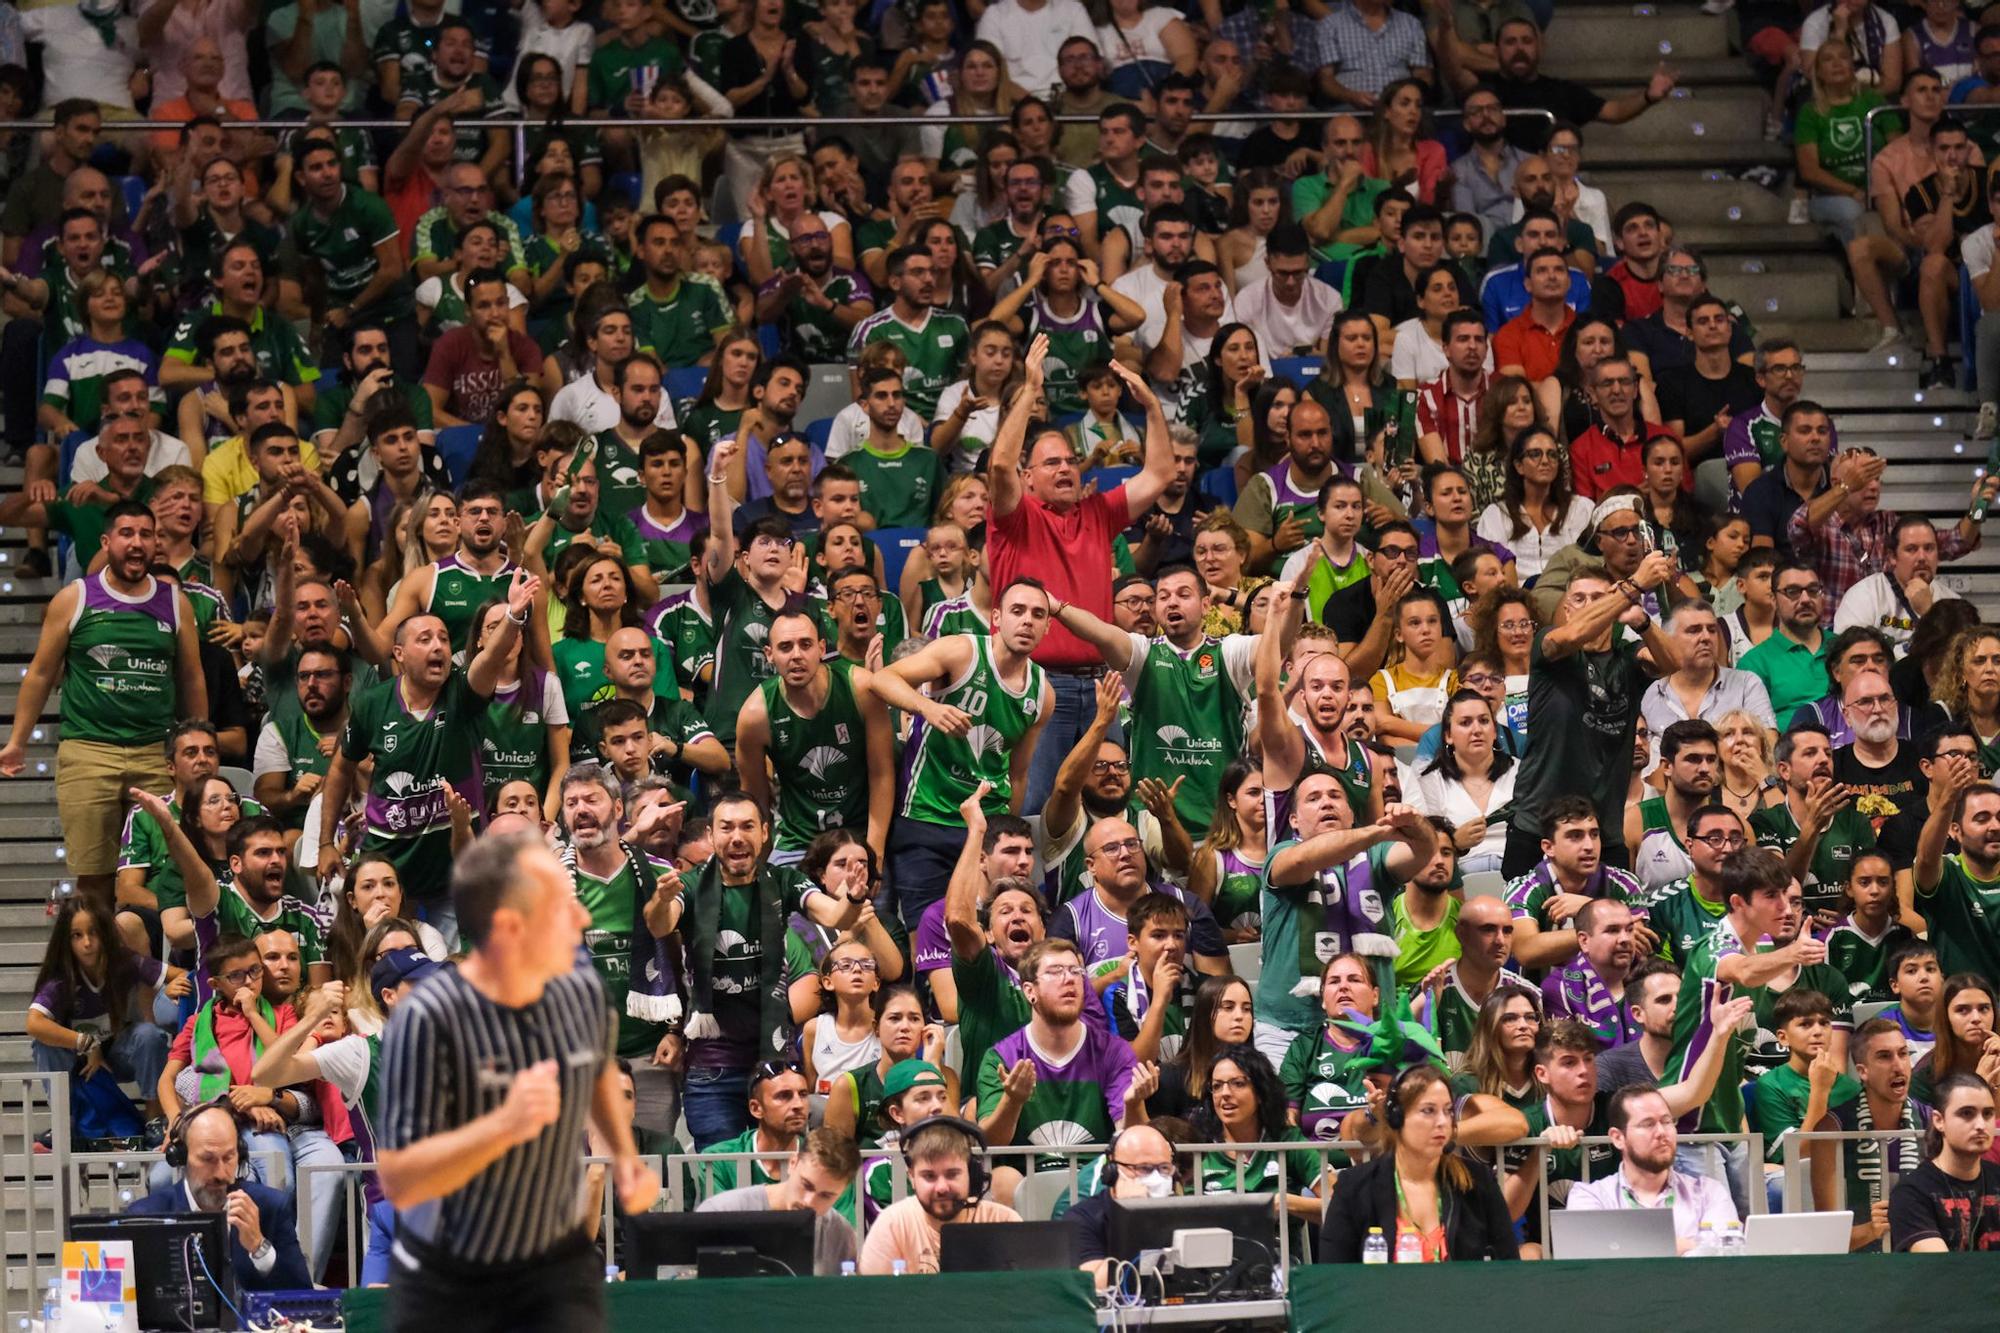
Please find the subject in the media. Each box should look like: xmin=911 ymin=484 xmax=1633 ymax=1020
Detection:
xmin=899 ymin=1115 xmax=991 ymax=1208
xmin=1381 ymin=1065 xmax=1439 ymax=1133
xmin=161 ymin=1097 xmax=248 ymax=1178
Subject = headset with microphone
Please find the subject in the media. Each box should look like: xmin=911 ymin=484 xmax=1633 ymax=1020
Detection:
xmin=161 ymin=1096 xmax=251 ymax=1189
xmin=898 ymin=1115 xmax=991 ymax=1217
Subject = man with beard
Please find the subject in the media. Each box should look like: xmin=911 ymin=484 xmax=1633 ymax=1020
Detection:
xmin=144 ymin=804 xmax=325 ymax=1006
xmin=1722 ymin=342 xmax=1832 ymax=500
xmin=677 ymin=791 xmax=861 ymax=1147
xmin=1443 ymin=88 xmax=1523 ymax=236
xmin=1567 ymin=1085 xmax=1740 ymax=1252
xmin=1411 ymin=897 xmax=1516 ymax=1060
xmin=1507 ymin=555 xmax=1679 ymax=877
xmin=1825 ymin=1018 xmax=1928 ymax=1249
xmin=121 ymin=721 xmax=262 ymax=952
xmin=3 ymin=502 xmax=204 ymax=914
xmin=1658 ymin=296 xmax=1762 ymax=475
xmin=558 ymin=764 xmax=685 ymax=1139
xmin=1414 ymin=312 xmax=1493 ymax=469
xmin=974 ymin=159 xmax=1051 ymax=299
xmin=1835 ymin=517 xmax=1964 ymax=653
xmin=1052 ymin=812 xmax=1229 ymax=994
xmin=871 ymin=580 xmax=1054 ymax=924
xmin=848 ymin=247 xmax=967 ymax=421
xmin=1039 ymin=677 xmax=1170 ymax=906
xmin=736 ymin=607 xmax=895 ymax=866
xmin=1237 ymin=397 xmax=1337 ymax=575
xmin=846 ymin=370 xmax=941 ymax=531
xmin=550 ymin=311 xmax=678 ymax=435
xmin=1638 ymin=804 xmax=1746 ymax=969
xmin=1505 ymin=796 xmax=1651 ymax=970
xmin=422 ymin=268 xmax=545 ymax=427
xmin=693 ymin=1061 xmax=814 ymax=1197
xmin=756 ymin=210 xmax=876 ymax=364
xmin=252 ymin=641 xmax=349 ymax=838
xmin=128 ymin=1100 xmax=311 ymax=1289
xmin=976 ymin=938 xmax=1145 ymax=1195
xmin=1483 ymin=18 xmax=1676 ymax=146
xmin=309 ymin=321 xmax=436 ymax=471
xmin=1751 ymin=724 xmax=1876 ymax=918
xmin=1254 ymin=769 xmax=1436 ymax=1066
xmin=1 ymin=412 xmax=160 ymax=562
xmin=379 ymin=482 xmax=525 ymax=654
xmin=1100 ymin=157 xmax=1217 ymax=283
xmin=699 ymin=440 xmax=801 ymax=751
xmin=628 ymin=214 xmax=731 ymax=371
xmin=1144 ymin=260 xmax=1232 ymax=418
xmin=923 ymin=805 xmax=1038 ymax=1023
xmin=180 ymin=319 xmax=294 ymax=461
xmin=1891 ymin=1072 xmax=2000 ymax=1252
xmin=315 ymin=570 xmax=539 ymax=933
xmin=1110 ymin=206 xmax=1229 ymax=361
xmin=580 ymin=625 xmax=725 ymax=781
xmin=1741 ymin=559 xmax=1834 ymax=719
xmin=860 ymin=1117 xmax=1022 ymax=1273
xmin=1914 ymin=772 xmax=2000 ymax=982
xmin=1631 ymin=720 xmax=1723 ymax=894
xmin=1056 ymin=562 xmax=1283 ymax=836
xmin=947 ymin=787 xmax=1048 ymax=1061
xmin=1256 ymin=599 xmax=1380 ymax=826
xmin=850 ymin=156 xmax=948 ymax=291
xmin=1482 ymin=156 xmax=1596 ymax=276
xmin=1542 ymin=900 xmax=1643 ymax=1046
xmin=525 ymin=453 xmax=659 ymax=605
xmin=164 ymin=241 xmax=317 ymax=402
xmin=585 ymin=352 xmax=674 ymax=522
xmin=1390 ymin=825 xmax=1462 ymax=988
xmin=73 ymin=373 xmax=190 ymax=490
xmin=1832 ymin=669 xmax=1925 ymax=808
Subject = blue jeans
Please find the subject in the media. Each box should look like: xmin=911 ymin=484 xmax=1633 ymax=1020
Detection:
xmin=682 ymin=1063 xmax=751 ymax=1149
xmin=33 ymin=1021 xmax=170 ymax=1109
xmin=884 ymin=816 xmax=978 ymax=931
xmin=418 ymin=898 xmax=460 ymax=954
xmin=1676 ymin=1138 xmax=1751 ymax=1221
xmin=291 ymin=1127 xmax=350 ymax=1282
xmin=362 ymin=1200 xmax=396 ymax=1287
xmin=1021 ymin=670 xmax=1113 ymax=817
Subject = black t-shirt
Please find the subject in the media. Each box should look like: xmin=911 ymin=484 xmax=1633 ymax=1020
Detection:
xmin=1658 ymin=362 xmax=1762 ymax=436
xmin=1739 ymin=465 xmax=1826 ymax=556
xmin=1510 ymin=627 xmax=1651 ymax=860
xmin=1323 ymin=578 xmax=1451 ymax=646
xmin=1125 ymin=497 xmax=1201 ymax=568
xmin=1237 ymin=124 xmax=1310 ymax=172
xmin=1622 ymin=309 xmax=1756 ymax=379
xmin=1877 ymin=802 xmax=1952 ymax=871
xmin=1889 ymin=1158 xmax=2000 ymax=1251
xmin=1494 ymin=75 xmax=1607 ymax=148
xmin=1904 ymin=173 xmax=1992 ymax=250
xmin=1834 ymin=742 xmax=1927 ymax=814
xmin=1065 ymin=1188 xmax=1117 ymax=1264
xmin=1358 ymin=260 xmax=1480 ymax=325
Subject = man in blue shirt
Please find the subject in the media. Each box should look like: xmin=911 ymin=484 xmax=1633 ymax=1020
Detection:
xmin=1479 ymin=206 xmax=1591 ymax=325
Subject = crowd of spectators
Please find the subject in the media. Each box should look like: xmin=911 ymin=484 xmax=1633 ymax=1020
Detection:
xmin=11 ymin=0 xmax=2000 ymax=1295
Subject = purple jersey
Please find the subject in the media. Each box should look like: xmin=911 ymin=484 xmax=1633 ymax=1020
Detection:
xmin=913 ymin=900 xmax=953 ymax=975
xmin=1540 ymin=956 xmax=1640 ymax=1047
xmin=30 ymin=954 xmax=164 ymax=1033
xmin=980 ymin=1022 xmax=1136 ymax=1147
xmin=628 ymin=504 xmax=709 ymax=545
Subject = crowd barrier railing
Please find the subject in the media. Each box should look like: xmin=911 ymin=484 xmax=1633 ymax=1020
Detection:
xmin=1777 ymin=1126 xmax=1926 ymax=1251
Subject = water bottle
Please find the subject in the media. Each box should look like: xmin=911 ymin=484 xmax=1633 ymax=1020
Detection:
xmin=891 ymin=1258 xmax=908 ymax=1276
xmin=40 ymin=1277 xmax=60 ymax=1329
xmin=1687 ymin=1222 xmax=1719 ymax=1257
xmin=1719 ymin=1222 xmax=1746 ymax=1257
xmin=1361 ymin=1227 xmax=1389 ymax=1265
xmin=604 ymin=1263 xmax=621 ymax=1284
xmin=1394 ymin=1232 xmax=1424 ymax=1265
xmin=839 ymin=1260 xmax=858 ymax=1277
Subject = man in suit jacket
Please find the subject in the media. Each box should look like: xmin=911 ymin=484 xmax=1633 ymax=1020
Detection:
xmin=128 ymin=1102 xmax=312 ymax=1291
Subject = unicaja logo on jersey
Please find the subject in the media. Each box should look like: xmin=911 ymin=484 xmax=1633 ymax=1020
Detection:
xmin=1155 ymin=724 xmax=1223 ymax=763
xmin=799 ymin=746 xmax=845 ymax=781
xmin=384 ymin=772 xmax=416 ymax=797
xmin=86 ymin=644 xmax=122 ymax=670
xmin=967 ymin=725 xmax=1006 ymax=762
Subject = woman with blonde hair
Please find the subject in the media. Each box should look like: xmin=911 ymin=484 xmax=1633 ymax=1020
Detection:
xmin=1714 ymin=708 xmax=1783 ymax=823
xmin=922 ymin=41 xmax=1015 ymax=195
xmin=1928 ymin=624 xmax=2000 ymax=761
xmin=1363 ymin=78 xmax=1448 ymax=206
xmin=740 ymin=152 xmax=858 ymax=285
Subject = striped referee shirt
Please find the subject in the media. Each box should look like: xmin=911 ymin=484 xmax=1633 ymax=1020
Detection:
xmin=378 ymin=962 xmax=614 ymax=1267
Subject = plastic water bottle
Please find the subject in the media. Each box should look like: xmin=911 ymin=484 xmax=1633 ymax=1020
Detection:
xmin=840 ymin=1260 xmax=858 ymax=1277
xmin=1361 ymin=1227 xmax=1389 ymax=1264
xmin=604 ymin=1263 xmax=621 ymax=1284
xmin=1719 ymin=1222 xmax=1746 ymax=1257
xmin=1395 ymin=1232 xmax=1424 ymax=1265
xmin=1688 ymin=1222 xmax=1719 ymax=1257
xmin=40 ymin=1278 xmax=60 ymax=1329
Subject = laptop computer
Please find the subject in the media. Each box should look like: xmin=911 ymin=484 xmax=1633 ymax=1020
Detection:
xmin=1549 ymin=1206 xmax=1679 ymax=1259
xmin=1743 ymin=1211 xmax=1853 ymax=1256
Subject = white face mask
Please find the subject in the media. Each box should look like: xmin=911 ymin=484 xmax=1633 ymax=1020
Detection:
xmin=1140 ymin=1171 xmax=1174 ymax=1199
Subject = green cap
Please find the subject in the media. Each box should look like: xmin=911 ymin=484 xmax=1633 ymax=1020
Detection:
xmin=881 ymin=1059 xmax=946 ymax=1101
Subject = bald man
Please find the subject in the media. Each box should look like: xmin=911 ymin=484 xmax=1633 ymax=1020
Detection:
xmin=1067 ymin=1123 xmax=1182 ymax=1287
xmin=129 ymin=1103 xmax=312 ymax=1289
xmin=1412 ymin=895 xmax=1517 ymax=1060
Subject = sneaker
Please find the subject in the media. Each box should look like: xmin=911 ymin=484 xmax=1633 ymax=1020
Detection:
xmin=1764 ymin=111 xmax=1784 ymax=141
xmin=142 ymin=1116 xmax=166 ymax=1150
xmin=1787 ymin=196 xmax=1810 ymax=225
xmin=1922 ymin=356 xmax=1957 ymax=390
xmin=18 ymin=547 xmax=49 ymax=578
xmin=1869 ymin=325 xmax=1906 ymax=354
xmin=1976 ymin=402 xmax=1997 ymax=441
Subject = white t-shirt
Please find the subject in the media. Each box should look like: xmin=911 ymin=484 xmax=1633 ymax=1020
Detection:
xmin=1112 ymin=263 xmax=1240 ymax=354
xmin=1965 ymin=222 xmax=1997 ymax=282
xmin=1233 ymin=274 xmax=1343 ymax=358
xmin=824 ymin=400 xmax=925 ymax=460
xmin=509 ymin=10 xmax=595 ymax=107
xmin=975 ymin=0 xmax=1099 ymax=97
xmin=548 ymin=372 xmax=679 ymax=433
xmin=1097 ymin=8 xmax=1178 ymax=69
xmin=1832 ymin=570 xmax=1960 ymax=652
xmin=1475 ymin=497 xmax=1593 ymax=580
xmin=22 ymin=7 xmax=137 ymax=108
xmin=1799 ymin=4 xmax=1901 ymax=79
xmin=71 ymin=430 xmax=191 ymax=484
xmin=1389 ymin=319 xmax=1494 ymax=384
xmin=932 ymin=379 xmax=1002 ymax=473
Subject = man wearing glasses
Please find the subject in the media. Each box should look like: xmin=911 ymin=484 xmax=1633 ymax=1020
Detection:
xmin=1638 ymin=804 xmax=1750 ymax=968
xmin=1751 ymin=724 xmax=1879 ymax=920
xmin=1722 ymin=340 xmax=1833 ymax=500
xmin=409 ymin=161 xmax=529 ymax=290
xmin=1067 ymin=1123 xmax=1183 ymax=1288
xmin=1569 ymin=356 xmax=1676 ymax=500
xmin=1740 ymin=560 xmax=1833 ymax=719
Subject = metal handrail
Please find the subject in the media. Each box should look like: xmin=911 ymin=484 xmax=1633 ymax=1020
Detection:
xmin=1778 ymin=1127 xmax=1925 ymax=1252
xmin=1531 ymin=1129 xmax=1767 ymax=1253
xmin=1 ymin=1070 xmax=67 ymax=1317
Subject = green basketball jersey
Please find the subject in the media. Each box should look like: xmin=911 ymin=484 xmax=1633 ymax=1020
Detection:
xmin=426 ymin=554 xmax=516 ymax=654
xmin=1126 ymin=633 xmax=1253 ymax=837
xmin=704 ymin=570 xmax=789 ymax=749
xmin=589 ymin=428 xmax=649 ymax=529
xmin=479 ymin=672 xmax=559 ymax=798
xmin=848 ymin=307 xmax=968 ymax=419
xmin=340 ymin=671 xmax=487 ymax=893
xmin=64 ymin=573 xmax=182 ymax=746
xmin=575 ymin=857 xmax=670 ymax=1059
xmin=900 ymin=635 xmax=1045 ymax=824
xmin=761 ymin=660 xmax=870 ymax=852
xmin=847 ymin=441 xmax=942 ymax=530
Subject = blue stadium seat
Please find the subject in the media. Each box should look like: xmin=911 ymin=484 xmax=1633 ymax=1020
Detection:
xmin=874 ymin=526 xmax=925 ymax=592
xmin=1272 ymin=356 xmax=1324 ymax=384
xmin=805 ymin=417 xmax=834 ymax=452
xmin=1198 ymin=465 xmax=1239 ymax=508
xmin=317 ymin=365 xmax=341 ymax=393
xmin=666 ymin=366 xmax=709 ymax=405
xmin=434 ymin=425 xmax=483 ymax=487
xmin=116 ymin=175 xmax=146 ymax=225
xmin=1085 ymin=465 xmax=1139 ymax=491
xmin=609 ymin=171 xmax=643 ymax=207
xmin=58 ymin=429 xmax=89 ymax=489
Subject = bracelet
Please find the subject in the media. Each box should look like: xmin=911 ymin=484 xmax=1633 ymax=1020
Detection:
xmin=707 ymin=473 xmax=727 ymax=485
xmin=507 ymin=606 xmax=529 ymax=625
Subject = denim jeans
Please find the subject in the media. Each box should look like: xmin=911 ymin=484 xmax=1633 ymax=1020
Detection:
xmin=291 ymin=1127 xmax=350 ymax=1282
xmin=682 ymin=1063 xmax=751 ymax=1149
xmin=1020 ymin=670 xmax=1113 ymax=817
xmin=32 ymin=1022 xmax=170 ymax=1108
xmin=417 ymin=898 xmax=460 ymax=954
xmin=883 ymin=815 xmax=979 ymax=931
xmin=1676 ymin=1138 xmax=1751 ymax=1221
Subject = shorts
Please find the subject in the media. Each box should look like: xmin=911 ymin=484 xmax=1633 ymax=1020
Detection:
xmin=56 ymin=738 xmax=171 ymax=876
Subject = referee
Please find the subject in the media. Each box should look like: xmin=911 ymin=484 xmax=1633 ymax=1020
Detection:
xmin=377 ymin=831 xmax=661 ymax=1330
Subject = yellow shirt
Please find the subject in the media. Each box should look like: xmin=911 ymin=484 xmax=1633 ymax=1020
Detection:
xmin=201 ymin=434 xmax=323 ymax=507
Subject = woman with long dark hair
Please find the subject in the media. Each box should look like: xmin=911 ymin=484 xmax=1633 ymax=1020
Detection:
xmin=1476 ymin=425 xmax=1592 ymax=581
xmin=1234 ymin=375 xmax=1300 ymax=493
xmin=1462 ymin=375 xmax=1540 ymax=511
xmin=26 ymin=899 xmax=185 ymax=1123
xmin=1190 ymin=757 xmax=1268 ymax=942
xmin=550 ymin=552 xmax=650 ymax=723
xmin=1638 ymin=434 xmax=1700 ymax=561
xmin=919 ymin=216 xmax=991 ymax=323
xmin=1154 ymin=974 xmax=1257 ymax=1119
xmin=1412 ymin=690 xmax=1516 ymax=873
xmin=679 ymin=329 xmax=763 ymax=453
xmin=822 ymin=983 xmax=953 ymax=1147
xmin=1320 ymin=1064 xmax=1520 ymax=1262
xmin=1218 ymin=168 xmax=1289 ymax=292
xmin=1364 ymin=78 xmax=1448 ymax=205
xmin=1308 ymin=311 xmax=1403 ymax=471
xmin=1913 ymin=974 xmax=1997 ymax=1107
xmin=1189 ymin=322 xmax=1266 ymax=469
xmin=468 ymin=380 xmax=548 ymax=495
xmin=1189 ymin=1043 xmax=1328 ymax=1215
xmin=921 ymin=41 xmax=1015 ymax=193
xmin=1454 ymin=983 xmax=1544 ymax=1110
xmin=989 ymin=234 xmax=1142 ymax=416
xmin=1539 ymin=314 xmax=1660 ymax=442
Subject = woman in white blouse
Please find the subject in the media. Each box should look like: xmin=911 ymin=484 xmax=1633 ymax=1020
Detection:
xmin=1409 ymin=689 xmax=1516 ymax=874
xmin=1097 ymin=0 xmax=1199 ymax=98
xmin=1475 ymin=425 xmax=1592 ymax=582
xmin=1390 ymin=264 xmax=1492 ymax=387
xmin=1510 ymin=121 xmax=1613 ymax=255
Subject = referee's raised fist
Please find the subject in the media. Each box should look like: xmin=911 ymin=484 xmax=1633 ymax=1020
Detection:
xmin=502 ymin=1059 xmax=564 ymax=1144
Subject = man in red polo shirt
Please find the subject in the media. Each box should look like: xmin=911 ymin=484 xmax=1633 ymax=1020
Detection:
xmin=1604 ymin=203 xmax=1667 ymax=324
xmin=1494 ymin=248 xmax=1577 ymax=384
xmin=1569 ymin=355 xmax=1676 ymax=499
xmin=990 ymin=333 xmax=1174 ymax=812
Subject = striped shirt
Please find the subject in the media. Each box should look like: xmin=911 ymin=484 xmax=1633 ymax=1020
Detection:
xmin=378 ymin=962 xmax=614 ymax=1267
xmin=1414 ymin=369 xmax=1488 ymax=465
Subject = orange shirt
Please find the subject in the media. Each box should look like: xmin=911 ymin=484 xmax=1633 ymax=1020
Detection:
xmin=148 ymin=96 xmax=260 ymax=154
xmin=1492 ymin=305 xmax=1576 ymax=384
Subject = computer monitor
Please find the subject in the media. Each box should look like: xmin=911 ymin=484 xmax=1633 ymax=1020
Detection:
xmin=939 ymin=1220 xmax=1079 ymax=1273
xmin=69 ymin=1211 xmax=237 ymax=1331
xmin=623 ymin=1209 xmax=818 ymax=1279
xmin=1106 ymin=1195 xmax=1280 ymax=1298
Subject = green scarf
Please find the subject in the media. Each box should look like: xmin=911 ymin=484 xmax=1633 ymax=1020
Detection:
xmin=679 ymin=860 xmax=795 ymax=1059
xmin=192 ymin=996 xmax=273 ymax=1101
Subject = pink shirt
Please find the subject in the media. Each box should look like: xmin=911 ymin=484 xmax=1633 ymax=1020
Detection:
xmin=141 ymin=0 xmax=252 ymax=104
xmin=990 ymin=485 xmax=1128 ymax=668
